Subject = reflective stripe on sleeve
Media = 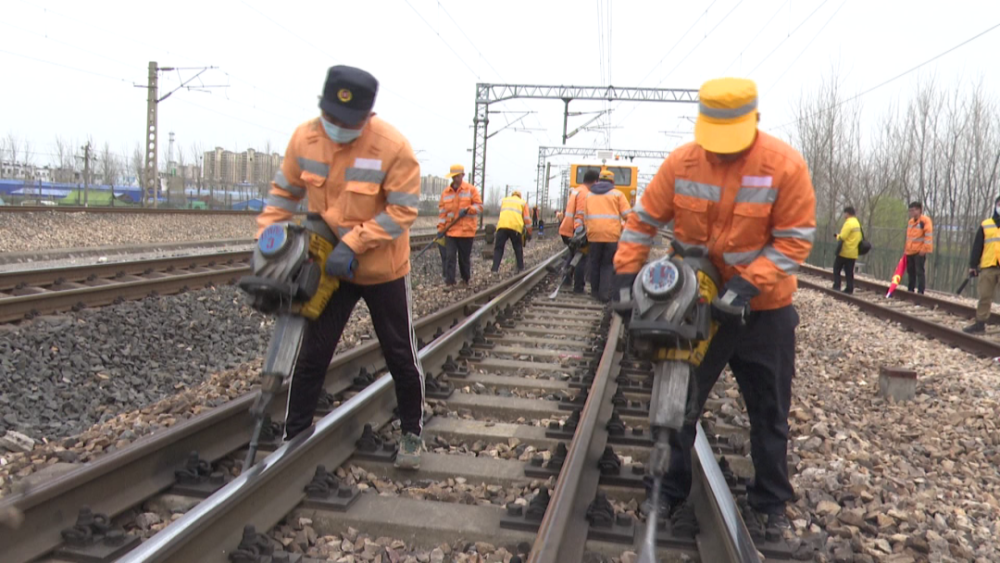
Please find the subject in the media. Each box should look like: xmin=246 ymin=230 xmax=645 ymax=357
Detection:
xmin=762 ymin=246 xmax=800 ymax=273
xmin=621 ymin=229 xmax=655 ymax=245
xmin=633 ymin=199 xmax=666 ymax=228
xmin=273 ymin=170 xmax=305 ymax=197
xmin=387 ymin=191 xmax=420 ymax=207
xmin=374 ymin=212 xmax=404 ymax=239
xmin=723 ymin=249 xmax=761 ymax=266
xmin=675 ymin=179 xmax=721 ymax=202
xmin=266 ymin=194 xmax=299 ymax=212
xmin=772 ymin=226 xmax=816 ymax=242
xmin=297 ymin=157 xmax=329 ymax=177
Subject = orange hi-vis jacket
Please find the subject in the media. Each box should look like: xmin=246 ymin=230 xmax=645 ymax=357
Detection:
xmin=438 ymin=181 xmax=482 ymax=237
xmin=256 ymin=115 xmax=421 ymax=286
xmin=614 ymin=132 xmax=817 ymax=311
xmin=582 ymin=181 xmax=632 ymax=242
xmin=904 ymin=214 xmax=933 ymax=255
xmin=559 ymin=184 xmax=592 ymax=237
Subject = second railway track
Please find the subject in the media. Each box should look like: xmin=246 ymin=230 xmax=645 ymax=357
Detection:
xmin=0 ymin=249 xmax=795 ymax=562
xmin=798 ymin=264 xmax=1000 ymax=358
xmin=0 ymin=232 xmax=476 ymax=324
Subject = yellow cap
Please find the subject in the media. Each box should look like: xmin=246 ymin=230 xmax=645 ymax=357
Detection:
xmin=446 ymin=164 xmax=465 ymax=178
xmin=694 ymin=78 xmax=759 ymax=154
xmin=511 ymin=190 xmax=522 ymax=198
xmin=599 ymin=170 xmax=615 ymax=181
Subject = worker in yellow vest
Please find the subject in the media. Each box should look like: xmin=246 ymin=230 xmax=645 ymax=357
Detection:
xmin=833 ymin=206 xmax=862 ymax=294
xmin=492 ymin=190 xmax=532 ymax=273
xmin=965 ymin=196 xmax=1000 ymax=333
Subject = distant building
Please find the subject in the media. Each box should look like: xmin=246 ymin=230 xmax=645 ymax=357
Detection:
xmin=420 ymin=174 xmax=448 ymax=201
xmin=0 ymin=160 xmax=54 ymax=182
xmin=203 ymin=147 xmax=282 ymax=186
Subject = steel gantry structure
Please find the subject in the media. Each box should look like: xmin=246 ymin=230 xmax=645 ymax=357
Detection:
xmin=536 ymin=146 xmax=671 ymax=215
xmin=470 ymin=83 xmax=699 ymax=216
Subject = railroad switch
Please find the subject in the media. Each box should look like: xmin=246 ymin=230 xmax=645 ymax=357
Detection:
xmin=171 ymin=451 xmax=229 ymax=497
xmin=55 ymin=506 xmax=140 ymax=563
xmin=353 ymin=423 xmax=397 ymax=462
xmin=302 ymin=465 xmax=359 ymax=512
xmin=499 ymin=487 xmax=551 ymax=532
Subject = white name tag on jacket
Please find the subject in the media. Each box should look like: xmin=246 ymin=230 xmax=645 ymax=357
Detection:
xmin=354 ymin=158 xmax=382 ymax=170
xmin=741 ymin=175 xmax=773 ymax=187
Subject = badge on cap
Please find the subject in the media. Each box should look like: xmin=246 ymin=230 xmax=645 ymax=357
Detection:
xmin=338 ymin=89 xmax=353 ymax=103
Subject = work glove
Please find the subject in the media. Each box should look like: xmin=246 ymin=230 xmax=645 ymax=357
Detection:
xmin=458 ymin=208 xmax=470 ymax=218
xmin=969 ymin=268 xmax=979 ymax=278
xmin=611 ymin=273 xmax=637 ymax=317
xmin=325 ymin=242 xmax=358 ymax=280
xmin=573 ymin=225 xmax=585 ymax=236
xmin=711 ymin=275 xmax=760 ymax=325
xmin=525 ymin=229 xmax=532 ymax=242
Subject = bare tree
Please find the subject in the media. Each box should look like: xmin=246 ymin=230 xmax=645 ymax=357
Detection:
xmin=190 ymin=142 xmax=204 ymax=202
xmin=5 ymin=133 xmax=20 ymax=181
xmin=131 ymin=143 xmax=145 ymax=204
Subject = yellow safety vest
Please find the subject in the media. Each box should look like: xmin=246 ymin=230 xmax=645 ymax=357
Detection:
xmin=497 ymin=196 xmax=528 ymax=233
xmin=981 ymin=218 xmax=1000 ymax=269
xmin=837 ymin=216 xmax=862 ymax=259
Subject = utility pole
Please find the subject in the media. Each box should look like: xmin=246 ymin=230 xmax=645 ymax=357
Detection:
xmin=82 ymin=142 xmax=91 ymax=207
xmin=136 ymin=62 xmax=224 ymax=208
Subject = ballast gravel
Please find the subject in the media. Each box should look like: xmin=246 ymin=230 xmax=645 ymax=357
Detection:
xmin=0 ymin=211 xmax=448 ymax=254
xmin=0 ymin=236 xmax=562 ymax=494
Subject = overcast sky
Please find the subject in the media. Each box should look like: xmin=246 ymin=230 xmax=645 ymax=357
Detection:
xmin=3 ymin=0 xmax=1000 ymax=206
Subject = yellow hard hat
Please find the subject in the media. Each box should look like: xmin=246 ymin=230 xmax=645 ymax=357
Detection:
xmin=511 ymin=190 xmax=522 ymax=198
xmin=446 ymin=164 xmax=465 ymax=178
xmin=599 ymin=170 xmax=615 ymax=181
xmin=694 ymin=78 xmax=759 ymax=154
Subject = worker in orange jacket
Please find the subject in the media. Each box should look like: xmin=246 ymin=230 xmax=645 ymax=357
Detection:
xmin=438 ymin=164 xmax=482 ymax=287
xmin=560 ymin=169 xmax=599 ymax=292
xmin=257 ymin=65 xmax=425 ymax=469
xmin=613 ymin=78 xmax=815 ymax=534
xmin=583 ymin=170 xmax=632 ymax=302
xmin=904 ymin=201 xmax=933 ymax=294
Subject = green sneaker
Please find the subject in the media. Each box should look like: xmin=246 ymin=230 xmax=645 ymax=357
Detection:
xmin=394 ymin=432 xmax=422 ymax=470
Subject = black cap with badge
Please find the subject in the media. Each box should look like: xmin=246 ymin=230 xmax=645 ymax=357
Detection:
xmin=319 ymin=65 xmax=379 ymax=127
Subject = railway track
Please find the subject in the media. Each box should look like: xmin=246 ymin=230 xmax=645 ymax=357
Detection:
xmin=0 ymin=250 xmax=790 ymax=562
xmin=798 ymin=264 xmax=1000 ymax=357
xmin=0 ymin=232 xmax=474 ymax=324
xmin=1 ymin=206 xmax=263 ymax=215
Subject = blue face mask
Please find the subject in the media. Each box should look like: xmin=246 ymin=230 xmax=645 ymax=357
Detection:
xmin=321 ymin=116 xmax=364 ymax=143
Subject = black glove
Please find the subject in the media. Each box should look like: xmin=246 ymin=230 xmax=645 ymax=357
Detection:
xmin=611 ymin=273 xmax=637 ymax=317
xmin=458 ymin=208 xmax=470 ymax=218
xmin=969 ymin=268 xmax=979 ymax=278
xmin=711 ymin=275 xmax=760 ymax=325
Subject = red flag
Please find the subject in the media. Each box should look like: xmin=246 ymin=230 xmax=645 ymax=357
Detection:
xmin=886 ymin=254 xmax=908 ymax=297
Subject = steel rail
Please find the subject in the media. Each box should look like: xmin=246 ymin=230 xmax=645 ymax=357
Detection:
xmin=0 ymin=251 xmax=252 ymax=292
xmin=0 ymin=232 xmax=478 ymax=322
xmin=529 ymin=314 xmax=621 ymax=562
xmin=798 ymin=278 xmax=1000 ymax=357
xmin=800 ymin=263 xmax=996 ymax=323
xmin=528 ymin=312 xmax=761 ymax=563
xmin=0 ymin=267 xmax=539 ymax=563
xmin=118 ymin=250 xmax=567 ymax=563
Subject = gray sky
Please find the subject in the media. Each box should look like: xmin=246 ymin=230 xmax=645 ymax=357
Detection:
xmin=3 ymin=0 xmax=1000 ymax=205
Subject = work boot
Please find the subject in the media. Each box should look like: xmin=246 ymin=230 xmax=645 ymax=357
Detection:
xmin=394 ymin=432 xmax=422 ymax=470
xmin=963 ymin=321 xmax=986 ymax=334
xmin=750 ymin=509 xmax=791 ymax=543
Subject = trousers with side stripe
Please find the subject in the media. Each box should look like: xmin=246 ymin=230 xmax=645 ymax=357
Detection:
xmin=283 ymin=275 xmax=425 ymax=439
xmin=655 ymin=305 xmax=798 ymax=515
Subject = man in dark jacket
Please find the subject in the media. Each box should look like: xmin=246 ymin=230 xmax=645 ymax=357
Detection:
xmin=964 ymin=196 xmax=1000 ymax=333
